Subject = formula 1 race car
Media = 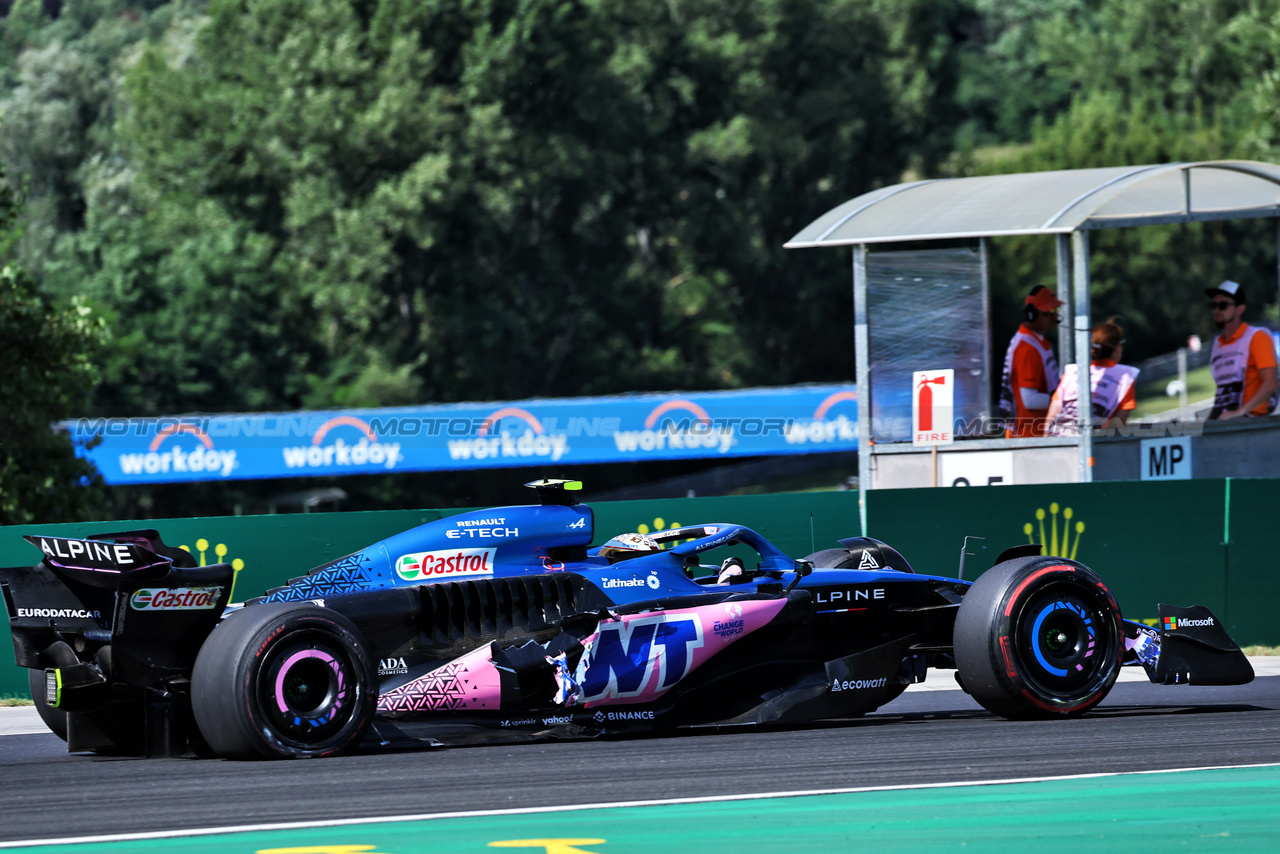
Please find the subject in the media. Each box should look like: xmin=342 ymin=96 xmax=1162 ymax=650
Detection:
xmin=0 ymin=479 xmax=1255 ymax=759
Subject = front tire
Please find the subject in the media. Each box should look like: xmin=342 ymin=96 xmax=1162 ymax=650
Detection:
xmin=191 ymin=602 xmax=376 ymax=759
xmin=954 ymin=556 xmax=1122 ymax=719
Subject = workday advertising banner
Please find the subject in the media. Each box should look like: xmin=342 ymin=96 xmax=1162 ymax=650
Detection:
xmin=65 ymin=385 xmax=858 ymax=485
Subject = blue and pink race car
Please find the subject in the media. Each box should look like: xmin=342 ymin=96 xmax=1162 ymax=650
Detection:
xmin=1 ymin=480 xmax=1254 ymax=758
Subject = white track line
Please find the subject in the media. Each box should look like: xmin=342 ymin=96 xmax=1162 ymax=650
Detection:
xmin=1 ymin=762 xmax=1278 ymax=849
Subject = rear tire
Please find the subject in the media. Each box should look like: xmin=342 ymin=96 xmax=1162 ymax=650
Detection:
xmin=954 ymin=556 xmax=1122 ymax=719
xmin=191 ymin=603 xmax=375 ymax=759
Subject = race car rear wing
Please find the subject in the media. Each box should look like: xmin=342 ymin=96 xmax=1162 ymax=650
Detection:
xmin=23 ymin=534 xmax=175 ymax=588
xmin=1 ymin=530 xmax=234 ymax=704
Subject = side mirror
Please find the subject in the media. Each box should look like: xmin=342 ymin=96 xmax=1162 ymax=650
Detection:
xmin=785 ymin=559 xmax=813 ymax=592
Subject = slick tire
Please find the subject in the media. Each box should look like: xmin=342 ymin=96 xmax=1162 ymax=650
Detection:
xmin=953 ymin=556 xmax=1122 ymax=719
xmin=191 ymin=602 xmax=376 ymax=759
xmin=28 ymin=668 xmax=68 ymax=741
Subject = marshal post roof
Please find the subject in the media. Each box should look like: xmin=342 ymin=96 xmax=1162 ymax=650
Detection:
xmin=785 ymin=160 xmax=1280 ymax=248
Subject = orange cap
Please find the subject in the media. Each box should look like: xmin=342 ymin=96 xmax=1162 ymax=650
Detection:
xmin=1026 ymin=287 xmax=1065 ymax=312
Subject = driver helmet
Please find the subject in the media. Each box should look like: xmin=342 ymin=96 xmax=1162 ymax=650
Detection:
xmin=598 ymin=532 xmax=661 ymax=563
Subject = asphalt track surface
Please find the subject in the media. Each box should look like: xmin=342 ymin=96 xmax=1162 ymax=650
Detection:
xmin=1 ymin=672 xmax=1279 ymax=846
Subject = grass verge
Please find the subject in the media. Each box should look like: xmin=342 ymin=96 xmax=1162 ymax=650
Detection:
xmin=1130 ymin=363 xmax=1215 ymax=419
xmin=1241 ymin=645 xmax=1280 ymax=657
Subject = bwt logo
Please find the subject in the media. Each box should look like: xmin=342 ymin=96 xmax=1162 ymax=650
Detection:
xmin=784 ymin=390 xmax=858 ymax=446
xmin=118 ymin=424 xmax=237 ymax=478
xmin=446 ymin=407 xmax=571 ymax=462
xmin=581 ymin=614 xmax=704 ymax=700
xmin=612 ymin=400 xmax=735 ymax=454
xmin=282 ymin=416 xmax=402 ymax=471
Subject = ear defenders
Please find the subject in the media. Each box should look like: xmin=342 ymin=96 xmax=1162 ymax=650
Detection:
xmin=1023 ymin=285 xmax=1058 ymax=324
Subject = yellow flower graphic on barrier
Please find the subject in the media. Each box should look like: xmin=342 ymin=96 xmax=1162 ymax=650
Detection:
xmin=1023 ymin=502 xmax=1085 ymax=559
xmin=180 ymin=538 xmax=247 ymax=601
xmin=635 ymin=518 xmax=701 ymax=548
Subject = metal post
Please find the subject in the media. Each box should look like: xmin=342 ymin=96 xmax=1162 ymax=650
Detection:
xmin=1056 ymin=234 xmax=1074 ymax=366
xmin=854 ymin=244 xmax=871 ymax=536
xmin=1071 ymin=231 xmax=1092 ymax=483
xmin=980 ymin=237 xmax=993 ymax=426
xmin=1178 ymin=347 xmax=1189 ymax=411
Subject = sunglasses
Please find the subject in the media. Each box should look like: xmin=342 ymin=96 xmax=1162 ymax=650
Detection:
xmin=1211 ymin=300 xmax=1236 ymax=310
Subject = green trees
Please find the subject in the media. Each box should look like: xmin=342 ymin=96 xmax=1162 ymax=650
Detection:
xmin=0 ymin=262 xmax=109 ymax=524
xmin=6 ymin=0 xmax=1280 ymax=514
xmin=970 ymin=0 xmax=1280 ymax=359
xmin=40 ymin=0 xmax=969 ymax=415
xmin=0 ymin=167 xmax=108 ymax=524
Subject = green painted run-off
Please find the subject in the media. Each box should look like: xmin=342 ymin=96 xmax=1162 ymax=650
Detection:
xmin=6 ymin=765 xmax=1280 ymax=853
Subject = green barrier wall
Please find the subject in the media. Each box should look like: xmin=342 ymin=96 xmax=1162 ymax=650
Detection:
xmin=866 ymin=479 xmax=1233 ymax=634
xmin=0 ymin=509 xmax=448 ymax=605
xmin=0 ymin=492 xmax=861 ymax=696
xmin=0 ymin=480 xmax=1273 ymax=699
xmin=1223 ymin=479 xmax=1280 ymax=645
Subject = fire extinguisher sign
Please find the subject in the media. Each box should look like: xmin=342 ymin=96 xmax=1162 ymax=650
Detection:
xmin=912 ymin=369 xmax=954 ymax=447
